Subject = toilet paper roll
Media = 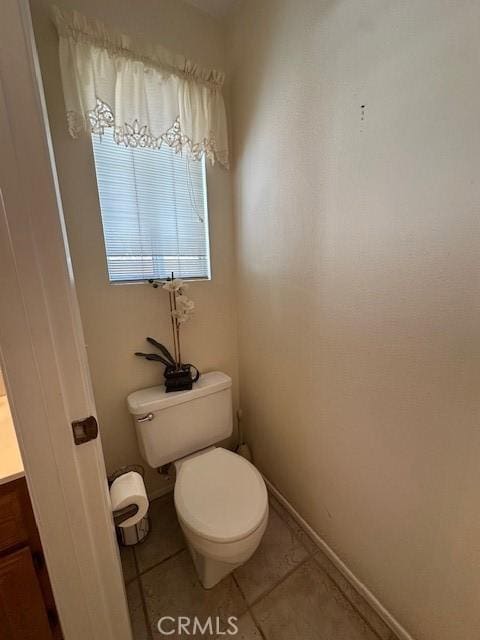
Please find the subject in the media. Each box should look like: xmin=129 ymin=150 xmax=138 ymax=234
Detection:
xmin=110 ymin=471 xmax=149 ymax=528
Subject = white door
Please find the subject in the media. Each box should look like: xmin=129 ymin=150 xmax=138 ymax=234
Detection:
xmin=0 ymin=2 xmax=132 ymax=638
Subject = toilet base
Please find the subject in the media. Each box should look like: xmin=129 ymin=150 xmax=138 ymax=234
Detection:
xmin=187 ymin=542 xmax=241 ymax=589
xmin=178 ymin=506 xmax=269 ymax=589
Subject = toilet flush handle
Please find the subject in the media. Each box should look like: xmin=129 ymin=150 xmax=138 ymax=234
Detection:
xmin=137 ymin=413 xmax=154 ymax=423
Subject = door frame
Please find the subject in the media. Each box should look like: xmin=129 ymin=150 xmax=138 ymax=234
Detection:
xmin=0 ymin=1 xmax=132 ymax=638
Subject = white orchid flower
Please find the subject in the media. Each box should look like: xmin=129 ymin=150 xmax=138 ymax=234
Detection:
xmin=176 ymin=295 xmax=195 ymax=312
xmin=162 ymin=278 xmax=185 ymax=292
xmin=172 ymin=308 xmax=193 ymax=324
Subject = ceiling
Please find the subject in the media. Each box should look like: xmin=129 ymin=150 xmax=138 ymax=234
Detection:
xmin=184 ymin=0 xmax=240 ymax=19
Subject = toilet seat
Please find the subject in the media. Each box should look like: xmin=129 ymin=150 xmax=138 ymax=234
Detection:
xmin=174 ymin=448 xmax=268 ymax=544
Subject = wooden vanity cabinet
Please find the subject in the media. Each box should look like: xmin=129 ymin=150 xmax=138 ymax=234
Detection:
xmin=0 ymin=477 xmax=61 ymax=639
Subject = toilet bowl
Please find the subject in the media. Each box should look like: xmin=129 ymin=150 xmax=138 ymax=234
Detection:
xmin=174 ymin=447 xmax=268 ymax=588
xmin=127 ymin=372 xmax=268 ymax=587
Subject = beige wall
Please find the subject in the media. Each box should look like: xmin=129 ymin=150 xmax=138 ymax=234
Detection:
xmin=30 ymin=0 xmax=480 ymax=636
xmin=30 ymin=0 xmax=238 ymax=496
xmin=228 ymin=2 xmax=480 ymax=639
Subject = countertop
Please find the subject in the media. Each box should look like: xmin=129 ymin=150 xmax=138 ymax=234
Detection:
xmin=0 ymin=395 xmax=24 ymax=486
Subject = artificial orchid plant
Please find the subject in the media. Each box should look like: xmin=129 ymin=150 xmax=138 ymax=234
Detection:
xmin=135 ymin=274 xmax=199 ymax=391
xmin=152 ymin=275 xmax=195 ymax=368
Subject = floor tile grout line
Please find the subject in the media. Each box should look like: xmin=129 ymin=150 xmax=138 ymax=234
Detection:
xmin=269 ymin=494 xmax=391 ymax=638
xmin=244 ymin=601 xmax=268 ymax=640
xmin=231 ymin=572 xmax=248 ymax=610
xmin=242 ymin=556 xmax=314 ymax=640
xmin=150 ymin=492 xmax=174 ymax=505
xmin=243 ymin=547 xmax=384 ymax=640
xmin=247 ymin=554 xmax=386 ymax=640
xmin=312 ymin=554 xmax=386 ymax=640
xmin=232 ymin=574 xmax=267 ymax=640
xmin=268 ymin=498 xmax=315 ymax=559
xmin=246 ymin=605 xmax=268 ymax=640
xmin=138 ymin=578 xmax=154 ymax=640
xmin=135 ymin=545 xmax=186 ymax=580
xmin=131 ymin=543 xmax=154 ymax=640
xmin=124 ymin=488 xmax=393 ymax=640
xmin=246 ymin=554 xmax=311 ymax=609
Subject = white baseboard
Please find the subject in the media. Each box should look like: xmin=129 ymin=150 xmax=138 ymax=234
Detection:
xmin=263 ymin=477 xmax=414 ymax=640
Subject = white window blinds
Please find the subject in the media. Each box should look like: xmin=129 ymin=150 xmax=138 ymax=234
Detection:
xmin=91 ymin=134 xmax=211 ymax=283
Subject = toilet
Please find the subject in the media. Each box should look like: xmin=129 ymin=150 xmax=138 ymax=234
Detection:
xmin=127 ymin=371 xmax=268 ymax=588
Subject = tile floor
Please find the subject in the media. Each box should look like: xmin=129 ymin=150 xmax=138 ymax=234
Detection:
xmin=121 ymin=492 xmax=398 ymax=640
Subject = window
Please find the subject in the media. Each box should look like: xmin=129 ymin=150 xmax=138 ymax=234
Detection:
xmin=91 ymin=134 xmax=211 ymax=283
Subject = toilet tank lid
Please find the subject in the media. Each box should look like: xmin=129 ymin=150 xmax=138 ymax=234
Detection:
xmin=127 ymin=371 xmax=232 ymax=415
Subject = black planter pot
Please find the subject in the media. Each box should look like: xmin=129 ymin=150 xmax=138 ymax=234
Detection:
xmin=164 ymin=364 xmax=200 ymax=392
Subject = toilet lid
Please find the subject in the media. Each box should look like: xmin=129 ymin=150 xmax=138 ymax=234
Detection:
xmin=174 ymin=448 xmax=268 ymax=543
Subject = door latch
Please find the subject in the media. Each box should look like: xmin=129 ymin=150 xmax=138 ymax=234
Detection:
xmin=72 ymin=416 xmax=98 ymax=445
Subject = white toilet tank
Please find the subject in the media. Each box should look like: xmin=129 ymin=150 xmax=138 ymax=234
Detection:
xmin=127 ymin=371 xmax=233 ymax=468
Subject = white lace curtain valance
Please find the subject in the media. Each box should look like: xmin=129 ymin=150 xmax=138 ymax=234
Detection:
xmin=52 ymin=6 xmax=229 ymax=168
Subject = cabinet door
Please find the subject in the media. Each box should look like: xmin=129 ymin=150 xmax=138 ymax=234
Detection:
xmin=0 ymin=547 xmax=52 ymax=639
